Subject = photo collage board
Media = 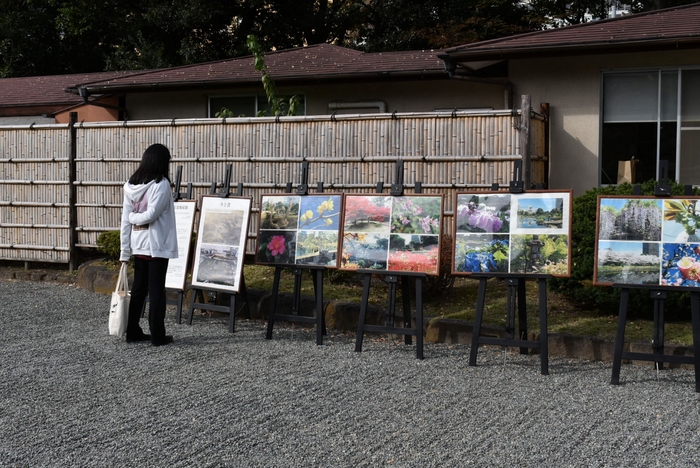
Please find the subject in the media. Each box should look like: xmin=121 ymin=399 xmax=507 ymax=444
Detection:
xmin=338 ymin=194 xmax=444 ymax=276
xmin=256 ymin=194 xmax=343 ymax=267
xmin=191 ymin=195 xmax=252 ymax=293
xmin=452 ymin=191 xmax=572 ymax=277
xmin=594 ymin=196 xmax=700 ymax=288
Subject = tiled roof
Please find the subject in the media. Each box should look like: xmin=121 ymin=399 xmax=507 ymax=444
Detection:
xmin=0 ymin=71 xmax=140 ymax=108
xmin=70 ymin=44 xmax=446 ymax=95
xmin=440 ymin=3 xmax=700 ymax=61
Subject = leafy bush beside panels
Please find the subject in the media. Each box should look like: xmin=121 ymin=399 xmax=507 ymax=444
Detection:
xmin=97 ymin=231 xmax=121 ymax=261
xmin=550 ymin=179 xmax=700 ymax=321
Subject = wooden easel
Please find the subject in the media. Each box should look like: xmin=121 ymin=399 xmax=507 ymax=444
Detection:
xmin=467 ymin=163 xmax=550 ymax=374
xmin=611 ymin=284 xmax=700 ymax=391
xmin=265 ymin=162 xmax=327 ymax=345
xmin=610 ymin=173 xmax=700 ymax=391
xmin=354 ymin=161 xmax=427 ymax=359
xmin=185 ymin=165 xmax=250 ymax=332
xmin=469 ymin=274 xmax=550 ymax=375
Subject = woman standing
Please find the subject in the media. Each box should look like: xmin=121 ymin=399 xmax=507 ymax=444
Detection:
xmin=120 ymin=143 xmax=178 ymax=346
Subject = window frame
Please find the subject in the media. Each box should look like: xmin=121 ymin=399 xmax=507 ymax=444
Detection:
xmin=599 ymin=66 xmax=700 ymax=186
xmin=208 ymin=93 xmax=306 ymax=118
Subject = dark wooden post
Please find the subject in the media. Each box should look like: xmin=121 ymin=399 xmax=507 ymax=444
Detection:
xmin=520 ymin=95 xmax=531 ymax=189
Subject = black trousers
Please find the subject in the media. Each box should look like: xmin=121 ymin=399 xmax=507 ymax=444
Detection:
xmin=127 ymin=257 xmax=170 ymax=339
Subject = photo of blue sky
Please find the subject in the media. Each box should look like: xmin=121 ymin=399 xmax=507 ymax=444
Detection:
xmin=598 ymin=240 xmax=648 ymax=254
xmin=600 ymin=198 xmax=662 ymax=211
xmin=517 ymin=197 xmax=560 ymax=212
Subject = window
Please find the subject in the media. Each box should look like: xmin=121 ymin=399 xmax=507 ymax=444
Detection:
xmin=209 ymin=94 xmax=306 ymax=118
xmin=601 ymin=68 xmax=700 ymax=185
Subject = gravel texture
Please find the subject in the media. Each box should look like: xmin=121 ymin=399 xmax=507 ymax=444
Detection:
xmin=1 ymin=280 xmax=700 ymax=467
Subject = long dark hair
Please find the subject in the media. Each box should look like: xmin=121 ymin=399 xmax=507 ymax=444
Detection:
xmin=128 ymin=144 xmax=171 ymax=185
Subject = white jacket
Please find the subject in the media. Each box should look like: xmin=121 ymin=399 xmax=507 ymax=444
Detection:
xmin=119 ymin=179 xmax=178 ymax=261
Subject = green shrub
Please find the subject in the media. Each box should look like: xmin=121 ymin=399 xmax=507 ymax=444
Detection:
xmin=97 ymin=230 xmax=121 ymax=261
xmin=550 ymin=179 xmax=699 ymax=321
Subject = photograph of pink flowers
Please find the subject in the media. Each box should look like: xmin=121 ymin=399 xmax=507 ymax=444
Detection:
xmin=453 ymin=191 xmax=572 ymax=277
xmin=594 ymin=196 xmax=700 ymax=287
xmin=256 ymin=194 xmax=342 ymax=267
xmin=191 ymin=196 xmax=252 ymax=293
xmin=339 ymin=194 xmax=443 ymax=275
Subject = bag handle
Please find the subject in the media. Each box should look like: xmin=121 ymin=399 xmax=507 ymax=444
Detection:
xmin=116 ymin=263 xmax=130 ymax=294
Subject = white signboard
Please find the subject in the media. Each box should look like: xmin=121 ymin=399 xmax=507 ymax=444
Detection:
xmin=190 ymin=196 xmax=252 ymax=293
xmin=165 ymin=200 xmax=197 ymax=290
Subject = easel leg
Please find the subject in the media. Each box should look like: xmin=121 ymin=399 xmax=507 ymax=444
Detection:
xmin=505 ymin=279 xmax=516 ymax=340
xmin=240 ymin=274 xmax=251 ymax=319
xmin=176 ymin=291 xmax=183 ymax=324
xmin=402 ymin=275 xmax=412 ymax=345
xmin=265 ymin=267 xmax=282 ymax=340
xmin=652 ymin=291 xmax=665 ymax=370
xmin=690 ymin=292 xmax=700 ymax=393
xmin=538 ymin=278 xmax=549 ymax=376
xmin=314 ymin=269 xmax=324 ymax=346
xmin=611 ymin=288 xmax=630 ymax=385
xmin=186 ymin=288 xmax=197 ymax=325
xmin=415 ymin=276 xmax=424 ymax=360
xmin=469 ymin=277 xmax=488 ymax=366
xmin=228 ymin=293 xmax=237 ymax=333
xmin=354 ymin=273 xmax=372 ymax=352
xmin=518 ymin=279 xmax=528 ymax=355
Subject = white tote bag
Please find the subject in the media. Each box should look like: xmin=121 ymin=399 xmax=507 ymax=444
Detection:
xmin=108 ymin=263 xmax=130 ymax=336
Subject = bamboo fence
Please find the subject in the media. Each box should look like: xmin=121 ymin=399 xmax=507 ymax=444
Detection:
xmin=0 ymin=109 xmax=547 ymax=264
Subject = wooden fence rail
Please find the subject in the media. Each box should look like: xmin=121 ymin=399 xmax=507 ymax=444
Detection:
xmin=0 ymin=105 xmax=547 ymax=266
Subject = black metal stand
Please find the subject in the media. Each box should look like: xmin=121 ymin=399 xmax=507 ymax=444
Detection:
xmin=611 ymin=284 xmax=700 ymax=392
xmin=185 ymin=171 xmax=250 ymax=332
xmin=353 ymin=160 xmax=426 ymax=359
xmin=265 ymin=265 xmax=327 ymax=345
xmin=186 ymin=275 xmax=251 ymax=332
xmin=354 ymin=270 xmax=426 ymax=359
xmin=469 ymin=274 xmax=550 ymax=375
xmin=265 ymin=163 xmax=329 ymax=345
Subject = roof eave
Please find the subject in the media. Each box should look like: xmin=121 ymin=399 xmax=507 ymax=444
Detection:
xmin=69 ymin=70 xmax=449 ymax=95
xmin=439 ymin=37 xmax=700 ymax=63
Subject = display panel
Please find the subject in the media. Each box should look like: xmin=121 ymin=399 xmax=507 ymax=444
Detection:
xmin=595 ymin=196 xmax=700 ymax=287
xmin=338 ymin=194 xmax=444 ymax=276
xmin=164 ymin=200 xmax=197 ymax=290
xmin=190 ymin=196 xmax=252 ymax=293
xmin=452 ymin=191 xmax=572 ymax=277
xmin=255 ymin=194 xmax=342 ymax=267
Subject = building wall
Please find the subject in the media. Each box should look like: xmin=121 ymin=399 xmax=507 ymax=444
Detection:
xmin=509 ymin=49 xmax=700 ymax=196
xmin=55 ymin=98 xmax=120 ymax=124
xmin=125 ymin=79 xmax=506 ymax=120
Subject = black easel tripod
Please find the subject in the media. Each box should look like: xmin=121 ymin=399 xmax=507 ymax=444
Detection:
xmin=185 ymin=165 xmax=251 ymax=332
xmin=610 ymin=171 xmax=700 ymax=391
xmin=265 ymin=162 xmax=327 ymax=345
xmin=354 ymin=161 xmax=427 ymax=359
xmin=467 ymin=162 xmax=550 ymax=375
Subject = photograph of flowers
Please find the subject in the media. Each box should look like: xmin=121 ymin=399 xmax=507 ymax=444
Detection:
xmin=339 ymin=194 xmax=443 ymax=275
xmin=452 ymin=191 xmax=572 ymax=277
xmin=594 ymin=196 xmax=700 ymax=288
xmin=256 ymin=194 xmax=342 ymax=267
xmin=191 ymin=196 xmax=252 ymax=293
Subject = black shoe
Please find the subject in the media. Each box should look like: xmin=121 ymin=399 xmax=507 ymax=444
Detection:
xmin=151 ymin=335 xmax=173 ymax=347
xmin=126 ymin=332 xmax=151 ymax=343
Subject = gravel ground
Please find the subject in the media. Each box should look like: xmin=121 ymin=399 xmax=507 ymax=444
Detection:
xmin=1 ymin=280 xmax=700 ymax=468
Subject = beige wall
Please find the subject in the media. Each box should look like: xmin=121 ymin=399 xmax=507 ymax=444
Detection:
xmin=125 ymin=79 xmax=506 ymax=120
xmin=509 ymin=50 xmax=700 ymax=195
